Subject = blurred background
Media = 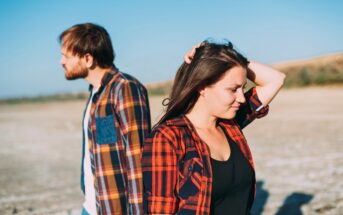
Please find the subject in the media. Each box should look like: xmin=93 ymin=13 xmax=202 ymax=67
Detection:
xmin=0 ymin=0 xmax=342 ymax=214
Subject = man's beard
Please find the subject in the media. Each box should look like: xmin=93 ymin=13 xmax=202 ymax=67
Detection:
xmin=64 ymin=66 xmax=88 ymax=80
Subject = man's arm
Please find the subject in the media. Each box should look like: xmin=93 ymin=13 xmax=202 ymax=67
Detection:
xmin=115 ymin=80 xmax=151 ymax=214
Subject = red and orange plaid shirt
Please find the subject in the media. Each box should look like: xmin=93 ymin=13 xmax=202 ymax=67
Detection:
xmin=82 ymin=68 xmax=151 ymax=214
xmin=142 ymin=87 xmax=268 ymax=215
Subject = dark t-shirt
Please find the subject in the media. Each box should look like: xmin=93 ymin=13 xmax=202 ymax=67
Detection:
xmin=210 ymin=129 xmax=254 ymax=215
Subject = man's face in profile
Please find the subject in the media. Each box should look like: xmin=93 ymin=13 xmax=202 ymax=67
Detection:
xmin=60 ymin=47 xmax=88 ymax=80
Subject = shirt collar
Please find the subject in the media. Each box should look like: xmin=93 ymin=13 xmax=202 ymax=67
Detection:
xmin=88 ymin=66 xmax=119 ymax=92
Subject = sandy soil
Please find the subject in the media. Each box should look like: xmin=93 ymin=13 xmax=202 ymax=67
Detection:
xmin=0 ymin=87 xmax=342 ymax=215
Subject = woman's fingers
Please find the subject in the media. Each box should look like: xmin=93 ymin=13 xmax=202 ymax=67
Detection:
xmin=184 ymin=44 xmax=201 ymax=64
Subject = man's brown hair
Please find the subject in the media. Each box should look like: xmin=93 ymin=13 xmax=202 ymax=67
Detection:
xmin=59 ymin=23 xmax=115 ymax=68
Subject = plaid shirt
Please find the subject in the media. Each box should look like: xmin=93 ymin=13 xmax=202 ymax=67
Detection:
xmin=82 ymin=68 xmax=151 ymax=215
xmin=142 ymin=87 xmax=268 ymax=215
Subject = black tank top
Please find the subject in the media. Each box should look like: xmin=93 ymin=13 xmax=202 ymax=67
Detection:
xmin=210 ymin=129 xmax=254 ymax=215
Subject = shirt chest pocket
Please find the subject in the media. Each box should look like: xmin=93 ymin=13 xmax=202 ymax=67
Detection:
xmin=178 ymin=157 xmax=204 ymax=199
xmin=95 ymin=115 xmax=117 ymax=145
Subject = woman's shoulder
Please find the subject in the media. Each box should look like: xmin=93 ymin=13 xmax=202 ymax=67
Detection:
xmin=147 ymin=116 xmax=189 ymax=143
xmin=151 ymin=119 xmax=181 ymax=135
xmin=154 ymin=114 xmax=188 ymax=130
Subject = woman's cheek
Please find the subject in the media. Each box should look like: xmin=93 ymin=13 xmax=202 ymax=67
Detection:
xmin=223 ymin=90 xmax=236 ymax=105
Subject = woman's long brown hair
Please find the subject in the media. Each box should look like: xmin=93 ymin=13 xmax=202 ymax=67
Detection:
xmin=157 ymin=40 xmax=249 ymax=125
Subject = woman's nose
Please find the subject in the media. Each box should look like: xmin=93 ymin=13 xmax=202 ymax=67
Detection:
xmin=236 ymin=89 xmax=246 ymax=104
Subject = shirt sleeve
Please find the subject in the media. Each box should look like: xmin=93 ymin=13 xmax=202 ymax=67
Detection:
xmin=235 ymin=86 xmax=269 ymax=129
xmin=115 ymin=80 xmax=151 ymax=214
xmin=142 ymin=128 xmax=179 ymax=214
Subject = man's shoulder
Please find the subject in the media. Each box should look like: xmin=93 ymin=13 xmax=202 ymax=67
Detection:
xmin=110 ymin=70 xmax=146 ymax=90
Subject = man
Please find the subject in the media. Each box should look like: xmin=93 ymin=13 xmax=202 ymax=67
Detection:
xmin=59 ymin=23 xmax=151 ymax=215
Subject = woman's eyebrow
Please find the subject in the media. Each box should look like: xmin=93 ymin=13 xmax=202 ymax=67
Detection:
xmin=232 ymin=82 xmax=247 ymax=87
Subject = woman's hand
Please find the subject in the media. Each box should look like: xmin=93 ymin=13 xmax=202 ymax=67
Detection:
xmin=184 ymin=44 xmax=201 ymax=64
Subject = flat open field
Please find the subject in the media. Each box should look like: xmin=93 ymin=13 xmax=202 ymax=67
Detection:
xmin=0 ymin=87 xmax=342 ymax=215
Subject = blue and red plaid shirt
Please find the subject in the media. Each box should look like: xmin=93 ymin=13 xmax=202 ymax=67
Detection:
xmin=142 ymin=87 xmax=268 ymax=215
xmin=82 ymin=68 xmax=151 ymax=214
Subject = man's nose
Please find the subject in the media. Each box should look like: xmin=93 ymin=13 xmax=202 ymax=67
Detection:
xmin=60 ymin=57 xmax=65 ymax=65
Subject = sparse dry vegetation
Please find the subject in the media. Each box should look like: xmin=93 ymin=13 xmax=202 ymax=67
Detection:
xmin=145 ymin=53 xmax=343 ymax=96
xmin=274 ymin=53 xmax=343 ymax=87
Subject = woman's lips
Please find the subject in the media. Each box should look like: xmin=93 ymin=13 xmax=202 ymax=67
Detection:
xmin=231 ymin=106 xmax=240 ymax=110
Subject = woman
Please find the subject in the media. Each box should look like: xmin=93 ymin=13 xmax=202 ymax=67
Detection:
xmin=142 ymin=40 xmax=285 ymax=215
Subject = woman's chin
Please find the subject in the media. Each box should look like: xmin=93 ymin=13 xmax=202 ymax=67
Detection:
xmin=217 ymin=111 xmax=237 ymax=120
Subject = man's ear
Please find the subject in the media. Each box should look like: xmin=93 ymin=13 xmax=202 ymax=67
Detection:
xmin=83 ymin=53 xmax=94 ymax=68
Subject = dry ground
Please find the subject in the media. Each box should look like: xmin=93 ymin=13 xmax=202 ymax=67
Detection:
xmin=0 ymin=87 xmax=342 ymax=215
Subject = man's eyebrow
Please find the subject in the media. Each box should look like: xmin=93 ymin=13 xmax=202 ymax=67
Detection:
xmin=61 ymin=51 xmax=68 ymax=56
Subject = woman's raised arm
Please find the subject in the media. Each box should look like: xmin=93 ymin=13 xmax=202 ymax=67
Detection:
xmin=247 ymin=61 xmax=286 ymax=106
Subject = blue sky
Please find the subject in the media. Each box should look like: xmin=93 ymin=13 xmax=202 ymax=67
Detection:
xmin=0 ymin=0 xmax=342 ymax=98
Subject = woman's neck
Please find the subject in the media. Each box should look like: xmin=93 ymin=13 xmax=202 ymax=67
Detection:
xmin=185 ymin=101 xmax=218 ymax=132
